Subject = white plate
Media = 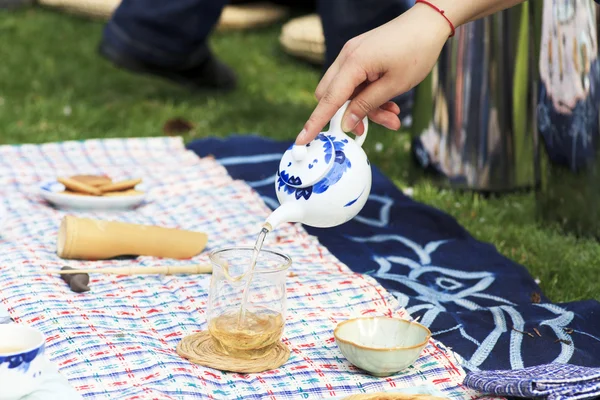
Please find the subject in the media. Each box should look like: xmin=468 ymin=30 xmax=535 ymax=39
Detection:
xmin=23 ymin=358 xmax=83 ymax=400
xmin=39 ymin=181 xmax=147 ymax=211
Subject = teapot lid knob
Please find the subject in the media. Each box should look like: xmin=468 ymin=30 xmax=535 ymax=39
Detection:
xmin=278 ymin=134 xmax=335 ymax=189
xmin=292 ymin=145 xmax=307 ymax=162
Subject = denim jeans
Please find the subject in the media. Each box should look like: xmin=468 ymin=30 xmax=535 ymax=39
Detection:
xmin=103 ymin=0 xmax=415 ymax=108
xmin=104 ymin=0 xmax=413 ymax=68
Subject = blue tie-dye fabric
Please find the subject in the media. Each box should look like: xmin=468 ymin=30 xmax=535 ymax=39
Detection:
xmin=464 ymin=363 xmax=600 ymax=399
xmin=187 ymin=135 xmax=600 ymax=371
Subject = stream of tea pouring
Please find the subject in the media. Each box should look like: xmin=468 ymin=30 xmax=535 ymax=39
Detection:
xmin=233 ymin=203 xmax=308 ymax=328
xmin=223 ymin=209 xmax=301 ymax=329
xmin=236 ymin=224 xmax=269 ymax=327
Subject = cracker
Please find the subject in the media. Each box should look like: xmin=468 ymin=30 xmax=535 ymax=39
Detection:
xmin=98 ymin=178 xmax=142 ymax=193
xmin=62 ymin=190 xmax=88 ymax=196
xmin=57 ymin=177 xmax=102 ymax=196
xmin=70 ymin=175 xmax=112 ymax=187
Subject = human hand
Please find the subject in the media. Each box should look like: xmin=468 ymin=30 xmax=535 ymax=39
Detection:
xmin=296 ymin=3 xmax=453 ymax=145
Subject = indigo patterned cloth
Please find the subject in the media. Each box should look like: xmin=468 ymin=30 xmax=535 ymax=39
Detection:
xmin=187 ymin=135 xmax=600 ymax=372
xmin=0 ymin=137 xmax=485 ymax=399
xmin=464 ymin=363 xmax=600 ymax=400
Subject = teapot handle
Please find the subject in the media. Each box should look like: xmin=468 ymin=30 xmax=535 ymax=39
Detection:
xmin=330 ymin=100 xmax=369 ymax=148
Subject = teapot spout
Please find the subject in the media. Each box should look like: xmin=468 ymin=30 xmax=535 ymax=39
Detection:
xmin=264 ymin=203 xmax=305 ymax=232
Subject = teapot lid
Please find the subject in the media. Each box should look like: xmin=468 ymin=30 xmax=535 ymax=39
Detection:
xmin=278 ymin=134 xmax=335 ymax=189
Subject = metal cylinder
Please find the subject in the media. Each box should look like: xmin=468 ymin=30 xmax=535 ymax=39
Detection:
xmin=411 ymin=3 xmax=537 ymax=192
xmin=532 ymin=0 xmax=600 ymax=237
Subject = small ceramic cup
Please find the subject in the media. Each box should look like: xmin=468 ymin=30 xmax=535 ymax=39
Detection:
xmin=334 ymin=316 xmax=431 ymax=377
xmin=0 ymin=324 xmax=46 ymax=400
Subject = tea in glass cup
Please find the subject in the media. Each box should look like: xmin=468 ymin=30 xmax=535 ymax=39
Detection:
xmin=207 ymin=247 xmax=291 ymax=359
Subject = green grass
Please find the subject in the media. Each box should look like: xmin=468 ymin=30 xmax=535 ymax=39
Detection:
xmin=0 ymin=7 xmax=598 ymax=302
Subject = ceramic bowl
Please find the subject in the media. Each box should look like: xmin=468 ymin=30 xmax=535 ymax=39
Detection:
xmin=0 ymin=324 xmax=46 ymax=400
xmin=39 ymin=180 xmax=147 ymax=210
xmin=334 ymin=317 xmax=431 ymax=377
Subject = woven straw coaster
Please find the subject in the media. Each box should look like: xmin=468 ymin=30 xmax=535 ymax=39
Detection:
xmin=38 ymin=0 xmax=287 ymax=31
xmin=279 ymin=14 xmax=324 ymax=65
xmin=177 ymin=331 xmax=290 ymax=373
xmin=342 ymin=394 xmax=446 ymax=400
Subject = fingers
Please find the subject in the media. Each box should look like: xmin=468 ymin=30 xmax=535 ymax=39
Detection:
xmin=297 ymin=63 xmax=367 ymax=145
xmin=315 ymin=61 xmax=342 ymax=101
xmin=316 ymin=37 xmax=364 ymax=100
xmin=366 ymin=101 xmax=401 ymax=131
xmin=366 ymin=108 xmax=401 ymax=131
xmin=352 ymin=120 xmax=366 ymax=136
xmin=380 ymin=101 xmax=400 ymax=115
xmin=351 ymin=107 xmax=401 ymax=135
xmin=315 ymin=66 xmax=339 ymax=101
xmin=341 ymin=76 xmax=399 ymax=133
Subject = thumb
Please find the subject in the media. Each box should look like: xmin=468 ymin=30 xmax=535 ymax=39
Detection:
xmin=341 ymin=76 xmax=400 ymax=133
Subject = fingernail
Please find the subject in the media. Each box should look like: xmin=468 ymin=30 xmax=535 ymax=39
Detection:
xmin=342 ymin=113 xmax=360 ymax=132
xmin=296 ymin=128 xmax=308 ymax=144
xmin=383 ymin=122 xmax=398 ymax=131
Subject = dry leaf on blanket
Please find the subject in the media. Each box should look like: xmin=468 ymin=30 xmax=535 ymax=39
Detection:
xmin=163 ymin=118 xmax=194 ymax=136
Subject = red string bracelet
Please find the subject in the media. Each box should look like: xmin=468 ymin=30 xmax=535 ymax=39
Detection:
xmin=415 ymin=0 xmax=456 ymax=37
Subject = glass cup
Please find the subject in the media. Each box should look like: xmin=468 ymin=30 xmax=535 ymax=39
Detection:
xmin=207 ymin=247 xmax=291 ymax=359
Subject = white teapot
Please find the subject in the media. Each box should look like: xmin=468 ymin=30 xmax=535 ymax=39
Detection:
xmin=264 ymin=101 xmax=372 ymax=230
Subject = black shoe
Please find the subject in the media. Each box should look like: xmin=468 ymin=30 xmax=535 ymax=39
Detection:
xmin=0 ymin=0 xmax=33 ymax=8
xmin=98 ymin=40 xmax=237 ymax=91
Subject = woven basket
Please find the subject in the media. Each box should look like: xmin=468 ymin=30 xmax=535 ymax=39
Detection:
xmin=38 ymin=0 xmax=289 ymax=31
xmin=37 ymin=0 xmax=119 ymax=19
xmin=216 ymin=2 xmax=289 ymax=31
xmin=279 ymin=14 xmax=325 ymax=65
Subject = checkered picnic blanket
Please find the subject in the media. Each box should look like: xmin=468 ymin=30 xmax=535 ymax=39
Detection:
xmin=0 ymin=137 xmax=490 ymax=399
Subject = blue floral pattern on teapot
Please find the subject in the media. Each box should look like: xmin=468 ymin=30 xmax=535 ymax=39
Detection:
xmin=277 ymin=133 xmax=354 ymax=200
